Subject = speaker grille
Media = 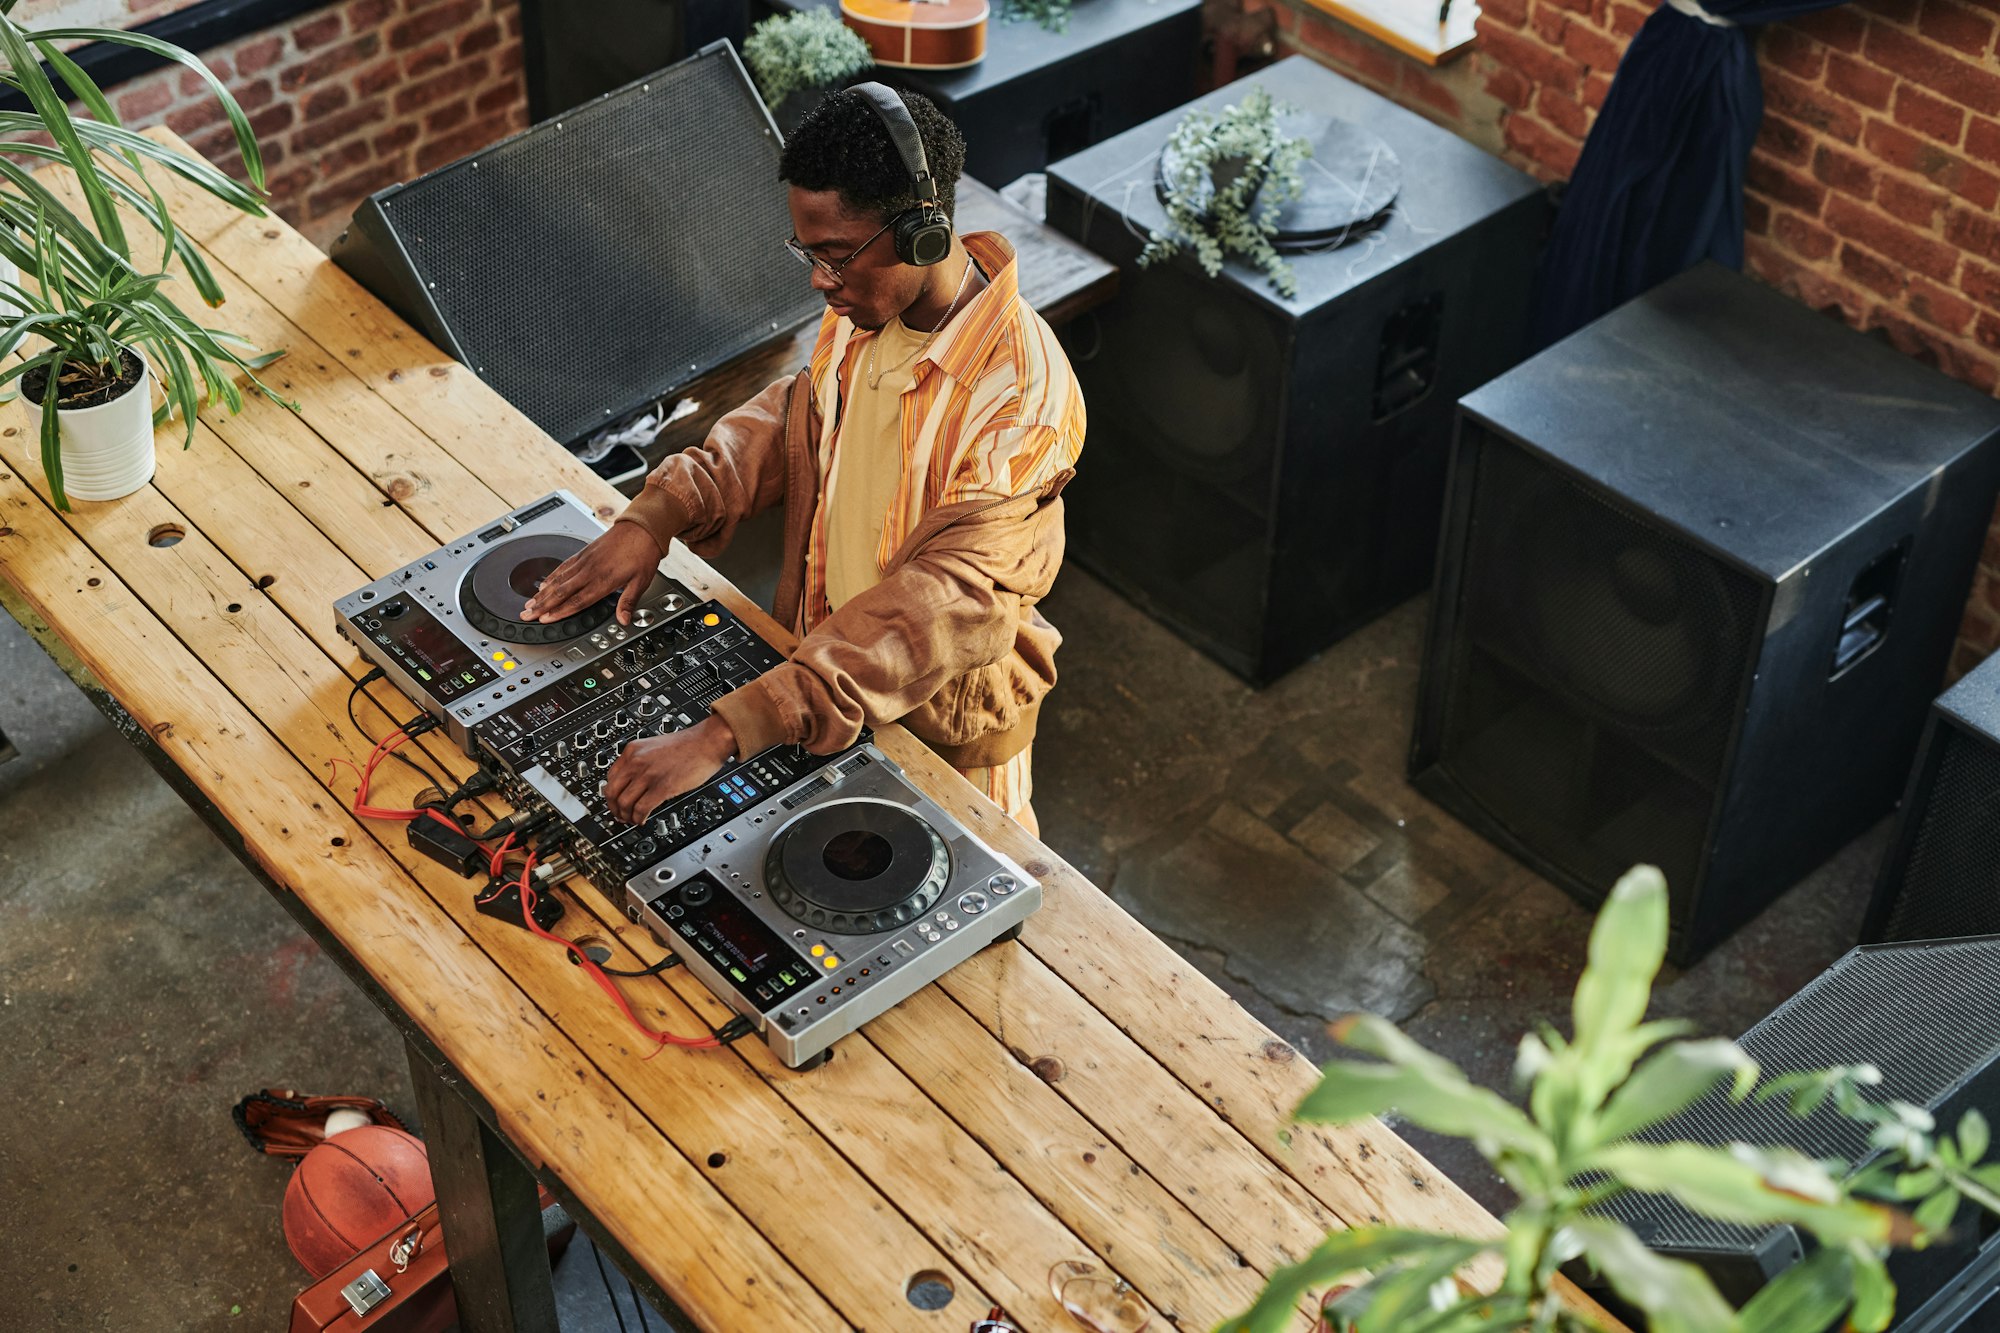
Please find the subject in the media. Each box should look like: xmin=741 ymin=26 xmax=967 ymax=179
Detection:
xmin=1881 ymin=724 xmax=2000 ymax=942
xmin=379 ymin=45 xmax=816 ymax=446
xmin=1597 ymin=938 xmax=2000 ymax=1256
xmin=1433 ymin=432 xmax=1763 ymax=906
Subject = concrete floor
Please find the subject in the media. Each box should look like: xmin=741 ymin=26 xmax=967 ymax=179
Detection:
xmin=0 ymin=525 xmax=1883 ymax=1329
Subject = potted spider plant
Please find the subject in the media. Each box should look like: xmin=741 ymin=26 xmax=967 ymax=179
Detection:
xmin=0 ymin=0 xmax=291 ymax=510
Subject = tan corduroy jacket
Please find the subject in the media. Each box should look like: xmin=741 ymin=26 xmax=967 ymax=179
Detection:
xmin=618 ymin=370 xmax=1074 ymax=769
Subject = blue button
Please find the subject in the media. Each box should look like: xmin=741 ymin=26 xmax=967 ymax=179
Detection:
xmin=727 ymin=792 xmax=743 ymax=805
xmin=723 ymin=832 xmax=736 ymax=843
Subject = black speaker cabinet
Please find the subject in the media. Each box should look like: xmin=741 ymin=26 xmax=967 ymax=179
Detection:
xmin=1585 ymin=937 xmax=2000 ymax=1330
xmin=330 ymin=41 xmax=815 ymax=455
xmin=1865 ymin=651 xmax=2000 ymax=944
xmin=521 ymin=0 xmax=749 ymax=120
xmin=1410 ymin=263 xmax=2000 ymax=963
xmin=1045 ymin=55 xmax=1548 ymax=684
xmin=765 ymin=0 xmax=1201 ymax=187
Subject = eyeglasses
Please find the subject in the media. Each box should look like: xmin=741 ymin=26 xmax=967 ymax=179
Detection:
xmin=969 ymin=1262 xmax=1155 ymax=1333
xmin=784 ymin=212 xmax=903 ymax=282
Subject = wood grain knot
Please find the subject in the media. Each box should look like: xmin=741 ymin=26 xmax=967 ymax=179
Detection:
xmin=86 ymin=577 xmax=99 ymax=587
xmin=705 ymin=1152 xmax=727 ymax=1169
xmin=257 ymin=575 xmax=277 ymax=589
xmin=0 ymin=527 xmax=16 ymax=538
xmin=428 ymin=366 xmax=450 ymax=378
xmin=1261 ymin=1039 xmax=1295 ymax=1063
xmin=2 ymin=427 xmax=14 ymax=437
xmin=384 ymin=477 xmax=418 ymax=501
xmin=388 ymin=370 xmax=405 ymax=383
xmin=262 ymin=229 xmax=280 ymax=239
xmin=1031 ymin=1055 xmax=1065 ymax=1084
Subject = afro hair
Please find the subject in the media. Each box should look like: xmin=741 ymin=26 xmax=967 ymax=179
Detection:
xmin=779 ymin=86 xmax=968 ymax=224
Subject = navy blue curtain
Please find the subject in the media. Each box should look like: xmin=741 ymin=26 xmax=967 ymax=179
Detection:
xmin=1531 ymin=0 xmax=1848 ymax=347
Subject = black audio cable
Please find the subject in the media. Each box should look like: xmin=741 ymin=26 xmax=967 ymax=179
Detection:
xmin=347 ymin=669 xmax=450 ymax=795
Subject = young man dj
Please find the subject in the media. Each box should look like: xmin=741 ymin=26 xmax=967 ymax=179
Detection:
xmin=519 ymin=85 xmax=1085 ymax=836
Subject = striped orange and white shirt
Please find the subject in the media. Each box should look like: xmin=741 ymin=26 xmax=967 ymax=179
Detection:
xmin=798 ymin=231 xmax=1085 ymax=819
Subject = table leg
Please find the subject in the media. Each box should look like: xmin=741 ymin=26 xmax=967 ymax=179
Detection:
xmin=405 ymin=1039 xmax=561 ymax=1333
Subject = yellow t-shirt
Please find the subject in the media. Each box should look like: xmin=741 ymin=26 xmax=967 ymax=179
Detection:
xmin=824 ymin=316 xmax=931 ymax=611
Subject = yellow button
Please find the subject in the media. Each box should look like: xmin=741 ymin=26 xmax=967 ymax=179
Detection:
xmin=810 ymin=944 xmax=825 ymax=957
xmin=703 ymin=612 xmax=720 ymax=626
xmin=823 ymin=956 xmax=839 ymax=969
xmin=491 ymin=651 xmax=507 ymax=661
xmin=501 ymin=661 xmax=517 ymax=670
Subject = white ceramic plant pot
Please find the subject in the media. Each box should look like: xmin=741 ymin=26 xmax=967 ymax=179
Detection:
xmin=35 ymin=347 xmax=155 ymax=502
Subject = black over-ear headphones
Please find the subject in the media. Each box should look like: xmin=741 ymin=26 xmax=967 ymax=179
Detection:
xmin=853 ymin=82 xmax=953 ymax=267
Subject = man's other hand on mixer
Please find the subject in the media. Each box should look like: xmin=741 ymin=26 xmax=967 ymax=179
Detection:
xmin=514 ymin=86 xmax=1084 ymax=833
xmin=602 ymin=715 xmax=737 ymax=824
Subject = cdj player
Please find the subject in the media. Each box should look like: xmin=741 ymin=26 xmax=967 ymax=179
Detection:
xmin=333 ymin=492 xmax=1040 ymax=1067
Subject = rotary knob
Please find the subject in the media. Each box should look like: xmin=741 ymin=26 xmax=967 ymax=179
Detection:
xmin=634 ymin=696 xmax=663 ymax=720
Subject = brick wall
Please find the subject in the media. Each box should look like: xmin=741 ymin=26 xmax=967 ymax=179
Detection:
xmin=69 ymin=0 xmax=530 ymax=250
xmin=1249 ymin=0 xmax=2000 ymax=670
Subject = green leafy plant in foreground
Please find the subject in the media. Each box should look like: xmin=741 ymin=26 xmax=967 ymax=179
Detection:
xmin=0 ymin=0 xmax=291 ymax=509
xmin=1221 ymin=867 xmax=1909 ymax=1333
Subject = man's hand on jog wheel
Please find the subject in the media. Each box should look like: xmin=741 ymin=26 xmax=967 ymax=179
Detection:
xmin=518 ymin=522 xmax=663 ymax=626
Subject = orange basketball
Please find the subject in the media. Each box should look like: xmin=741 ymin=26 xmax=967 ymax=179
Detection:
xmin=282 ymin=1124 xmax=435 ymax=1277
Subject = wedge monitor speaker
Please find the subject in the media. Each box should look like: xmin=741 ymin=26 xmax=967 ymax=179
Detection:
xmin=1585 ymin=937 xmax=2000 ymax=1330
xmin=1865 ymin=651 xmax=2000 ymax=945
xmin=1409 ymin=263 xmax=2000 ymax=963
xmin=1046 ymin=56 xmax=1548 ymax=683
xmin=330 ymin=41 xmax=816 ymax=453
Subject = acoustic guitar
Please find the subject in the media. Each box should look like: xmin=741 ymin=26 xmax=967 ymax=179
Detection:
xmin=840 ymin=0 xmax=989 ymax=70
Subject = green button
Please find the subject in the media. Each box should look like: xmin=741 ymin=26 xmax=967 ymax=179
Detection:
xmin=582 ymin=677 xmax=598 ymax=689
xmin=728 ymin=966 xmax=747 ymax=982
xmin=416 ymin=668 xmax=432 ymax=681
xmin=778 ymin=970 xmax=795 ymax=986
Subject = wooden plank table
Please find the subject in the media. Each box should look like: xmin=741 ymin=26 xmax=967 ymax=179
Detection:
xmin=0 ymin=128 xmax=1519 ymax=1332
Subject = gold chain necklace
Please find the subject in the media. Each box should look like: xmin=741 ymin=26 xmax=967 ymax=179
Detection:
xmin=866 ymin=259 xmax=976 ymax=390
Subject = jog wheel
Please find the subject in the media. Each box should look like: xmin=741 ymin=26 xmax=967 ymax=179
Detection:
xmin=766 ymin=799 xmax=952 ymax=934
xmin=459 ymin=534 xmax=615 ymax=644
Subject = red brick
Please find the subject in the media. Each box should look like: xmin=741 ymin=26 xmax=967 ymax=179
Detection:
xmin=1762 ymin=26 xmax=1825 ymax=79
xmin=1764 ymin=68 xmax=1866 ymax=144
xmin=1812 ymin=142 xmax=1879 ymax=198
xmin=1292 ymin=16 xmax=1401 ymax=87
xmin=350 ymin=0 xmax=395 ymax=27
xmin=1895 ymin=83 xmax=1967 ymax=143
xmin=1480 ymin=0 xmax=1530 ymax=27
xmin=290 ymin=98 xmax=385 ymax=152
xmin=458 ymin=20 xmax=503 ymax=58
xmin=293 ymin=12 xmax=344 ymax=51
xmin=404 ymin=38 xmax=452 ymax=79
xmin=1859 ymin=0 xmax=1922 ymax=25
xmin=1609 ymin=1 xmax=1648 ymax=36
xmin=1746 ymin=194 xmax=1772 ymax=237
xmin=1866 ymin=20 xmax=2000 ymax=115
xmin=1757 ymin=115 xmax=1814 ymax=166
xmin=165 ymin=98 xmax=228 ymax=137
xmin=1967 ymin=116 xmax=2000 ymax=166
xmin=388 ymin=0 xmax=479 ymax=52
xmin=393 ymin=59 xmax=489 ymax=115
xmin=1906 ymin=275 xmax=1979 ymax=333
xmin=1825 ymin=52 xmax=1895 ymax=109
xmin=235 ymin=36 xmax=284 ymax=78
xmin=178 ymin=60 xmax=228 ymax=98
xmin=425 ymin=98 xmax=472 ymax=134
xmin=314 ymin=138 xmax=372 ymax=178
xmin=116 ymin=81 xmax=174 ymax=121
xmin=278 ymin=34 xmax=381 ymax=93
xmin=1748 ymin=155 xmax=1829 ymax=212
xmin=1530 ymin=86 xmax=1586 ymax=138
xmin=1486 ymin=65 xmax=1534 ymax=110
xmin=1400 ymin=67 xmax=1464 ymax=122
xmin=1963 ymin=258 xmax=2000 ymax=305
xmin=1866 ymin=118 xmax=2000 ymax=205
xmin=1826 ymin=192 xmax=1963 ymax=278
xmin=1918 ymin=0 xmax=1995 ymax=54
xmin=473 ymin=79 xmax=521 ymax=118
xmin=1531 ymin=3 xmax=1570 ymax=45
xmin=1775 ymin=210 xmax=1838 ymax=259
xmin=1541 ymin=0 xmax=1596 ymax=15
xmin=374 ymin=121 xmax=420 ymax=156
xmin=414 ymin=112 xmax=514 ymax=174
xmin=235 ymin=78 xmax=275 ymax=112
xmin=302 ymin=84 xmax=350 ymax=120
xmin=1482 ymin=26 xmax=1584 ymax=95
xmin=355 ymin=58 xmax=400 ymax=98
xmin=263 ymin=164 xmax=314 ymax=203
xmin=1562 ymin=20 xmax=1627 ymax=70
xmin=247 ymin=102 xmax=295 ymax=141
xmin=1503 ymin=113 xmax=1582 ymax=177
xmin=307 ymin=160 xmax=406 ymax=220
xmin=1746 ymin=243 xmax=1867 ymax=318
xmin=503 ymin=2 xmax=522 ymax=37
xmin=1946 ymin=204 xmax=2000 ymax=262
xmin=1841 ymin=240 xmax=1908 ymax=297
xmin=1583 ymin=71 xmax=1613 ymax=109
xmin=1880 ymin=174 xmax=1951 ymax=224
xmin=1792 ymin=8 xmax=1867 ymax=52
xmin=492 ymin=39 xmax=523 ymax=76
